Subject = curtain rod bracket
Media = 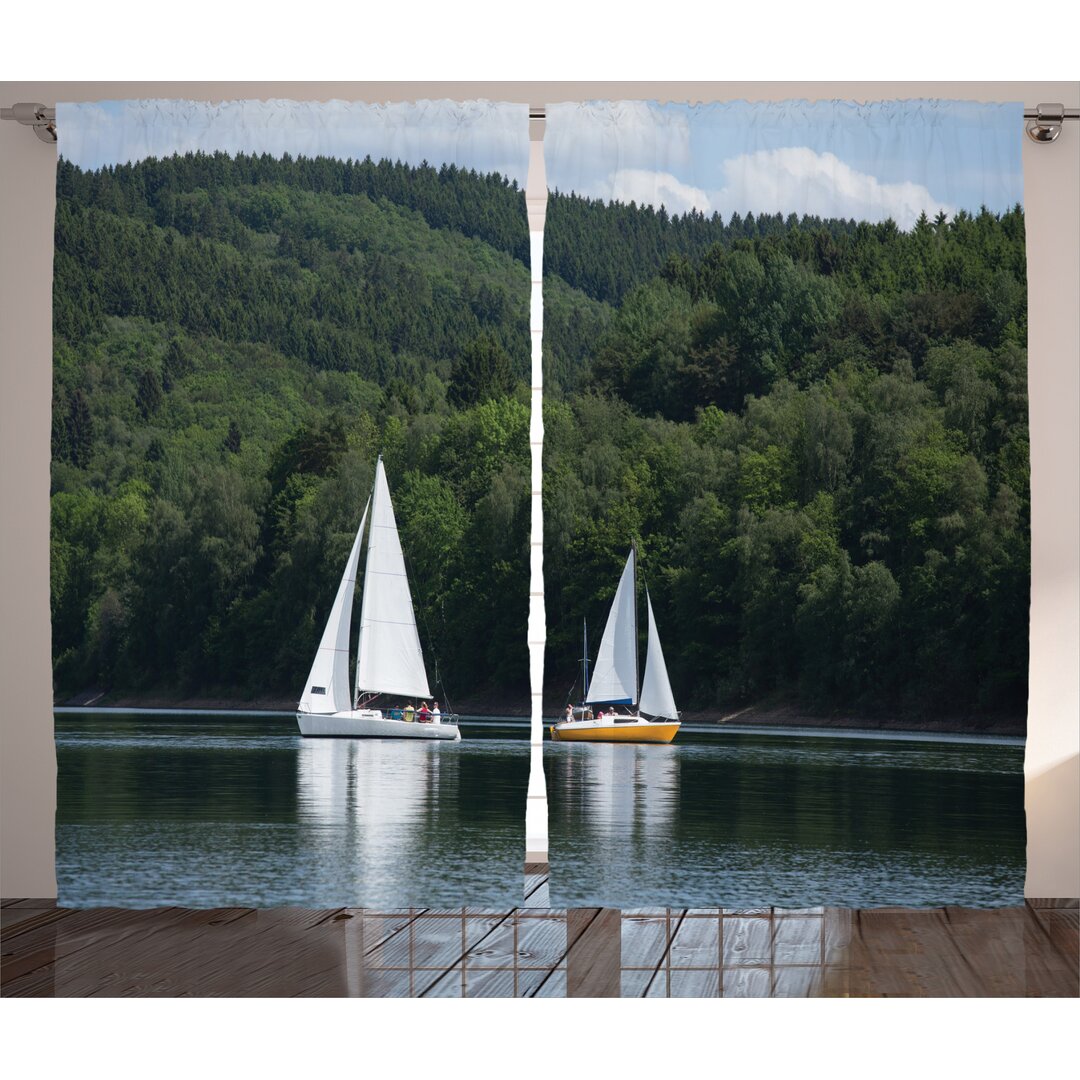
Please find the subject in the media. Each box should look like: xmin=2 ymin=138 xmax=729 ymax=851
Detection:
xmin=0 ymin=103 xmax=57 ymax=143
xmin=1025 ymin=103 xmax=1076 ymax=143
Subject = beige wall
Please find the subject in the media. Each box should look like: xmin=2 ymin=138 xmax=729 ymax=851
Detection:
xmin=2 ymin=81 xmax=1076 ymax=900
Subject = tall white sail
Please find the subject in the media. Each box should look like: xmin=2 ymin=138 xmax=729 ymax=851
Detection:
xmin=639 ymin=588 xmax=678 ymax=719
xmin=355 ymin=458 xmax=432 ymax=700
xmin=299 ymin=498 xmax=370 ymax=715
xmin=585 ymin=548 xmax=638 ymax=705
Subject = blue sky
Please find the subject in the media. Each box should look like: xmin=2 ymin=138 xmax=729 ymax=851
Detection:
xmin=57 ymin=99 xmax=531 ymax=185
xmin=546 ymin=100 xmax=1024 ymax=229
xmin=57 ymin=98 xmax=1025 ymax=230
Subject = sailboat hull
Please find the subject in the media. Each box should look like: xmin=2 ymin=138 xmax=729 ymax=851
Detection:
xmin=297 ymin=710 xmax=461 ymax=740
xmin=550 ymin=716 xmax=680 ymax=744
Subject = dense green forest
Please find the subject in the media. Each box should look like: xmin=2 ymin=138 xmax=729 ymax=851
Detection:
xmin=543 ymin=195 xmax=1029 ymax=720
xmin=52 ymin=151 xmax=1029 ymax=720
xmin=50 ymin=152 xmax=572 ymax=702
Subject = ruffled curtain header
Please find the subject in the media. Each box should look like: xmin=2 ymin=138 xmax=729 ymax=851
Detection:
xmin=57 ymin=99 xmax=531 ymax=186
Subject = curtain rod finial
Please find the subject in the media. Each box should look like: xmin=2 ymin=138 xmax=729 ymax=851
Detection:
xmin=1 ymin=102 xmax=57 ymax=143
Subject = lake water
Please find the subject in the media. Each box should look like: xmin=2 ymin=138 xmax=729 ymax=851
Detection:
xmin=56 ymin=712 xmax=1025 ymax=909
xmin=546 ymin=731 xmax=1026 ymax=909
xmin=56 ymin=712 xmax=528 ymax=908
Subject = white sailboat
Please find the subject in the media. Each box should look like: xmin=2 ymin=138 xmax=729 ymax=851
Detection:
xmin=551 ymin=546 xmax=681 ymax=743
xmin=296 ymin=456 xmax=461 ymax=740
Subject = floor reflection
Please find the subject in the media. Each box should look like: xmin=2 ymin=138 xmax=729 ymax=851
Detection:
xmin=5 ymin=896 xmax=1074 ymax=997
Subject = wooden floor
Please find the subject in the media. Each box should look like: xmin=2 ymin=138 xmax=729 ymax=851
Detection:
xmin=3 ymin=885 xmax=1076 ymax=997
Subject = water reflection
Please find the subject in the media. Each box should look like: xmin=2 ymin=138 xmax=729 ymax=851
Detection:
xmin=547 ymin=731 xmax=1026 ymax=910
xmin=55 ymin=713 xmax=527 ymax=909
xmin=557 ymin=742 xmax=678 ymax=831
xmin=295 ymin=738 xmax=451 ymax=907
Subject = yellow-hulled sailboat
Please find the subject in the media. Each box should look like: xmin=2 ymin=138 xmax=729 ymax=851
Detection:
xmin=551 ymin=546 xmax=681 ymax=744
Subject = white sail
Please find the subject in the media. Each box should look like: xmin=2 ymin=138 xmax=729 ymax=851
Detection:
xmin=585 ymin=548 xmax=638 ymax=705
xmin=639 ymin=588 xmax=678 ymax=719
xmin=355 ymin=458 xmax=432 ymax=700
xmin=298 ymin=498 xmax=370 ymax=715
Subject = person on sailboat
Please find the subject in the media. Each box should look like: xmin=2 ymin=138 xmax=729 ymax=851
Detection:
xmin=417 ymin=702 xmax=431 ymax=723
xmin=564 ymin=705 xmax=574 ymax=722
xmin=390 ymin=704 xmax=403 ymax=721
xmin=404 ymin=702 xmax=415 ymax=723
xmin=432 ymin=701 xmax=441 ymax=724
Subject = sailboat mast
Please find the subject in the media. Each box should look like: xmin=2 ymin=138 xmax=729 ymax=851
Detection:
xmin=632 ymin=541 xmax=639 ymax=705
xmin=582 ymin=617 xmax=590 ymax=702
xmin=352 ymin=457 xmax=380 ymax=708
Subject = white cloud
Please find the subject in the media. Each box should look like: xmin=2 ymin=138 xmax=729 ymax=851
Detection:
xmin=711 ymin=147 xmax=954 ymax=229
xmin=608 ymin=169 xmax=711 ymax=216
xmin=546 ymin=101 xmax=693 ymax=196
xmin=599 ymin=147 xmax=955 ymax=230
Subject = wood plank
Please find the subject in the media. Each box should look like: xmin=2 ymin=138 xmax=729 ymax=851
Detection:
xmin=1029 ymin=906 xmax=1078 ymax=961
xmin=357 ymin=966 xmax=413 ymax=997
xmin=666 ymin=968 xmax=721 ymax=997
xmin=668 ymin=913 xmax=720 ymax=968
xmin=532 ymin=969 xmax=567 ymax=997
xmin=51 ymin=908 xmax=348 ymax=997
xmin=465 ymin=913 xmax=566 ymax=969
xmin=3 ymin=908 xmax=166 ymax=991
xmin=939 ymin=906 xmax=1028 ymax=997
xmin=523 ymin=875 xmax=550 ymax=908
xmin=353 ymin=911 xmax=425 ymax=956
xmin=847 ymin=908 xmax=1006 ymax=997
xmin=618 ymin=969 xmax=654 ymax=998
xmin=368 ymin=912 xmax=511 ymax=973
xmin=566 ymin=908 xmax=620 ymax=997
xmin=425 ymin=966 xmax=553 ymax=998
xmin=772 ymin=965 xmax=824 ymax=998
xmin=1 ymin=907 xmax=71 ymax=935
xmin=823 ymin=907 xmax=853 ymax=967
xmin=721 ymin=967 xmax=771 ymax=997
xmin=1024 ymin=906 xmax=1079 ymax=996
xmin=773 ymin=915 xmax=824 ymax=966
xmin=722 ymin=915 xmax=773 ymax=967
xmin=620 ymin=912 xmax=671 ymax=969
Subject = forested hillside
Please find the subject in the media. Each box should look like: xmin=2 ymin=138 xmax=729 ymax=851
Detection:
xmin=52 ymin=150 xmax=1030 ymax=722
xmin=543 ymin=200 xmax=1029 ymax=721
xmin=51 ymin=153 xmax=581 ymax=702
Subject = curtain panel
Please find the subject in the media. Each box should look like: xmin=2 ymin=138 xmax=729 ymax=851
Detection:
xmin=541 ymin=100 xmax=1028 ymax=909
xmin=51 ymin=99 xmax=532 ymax=909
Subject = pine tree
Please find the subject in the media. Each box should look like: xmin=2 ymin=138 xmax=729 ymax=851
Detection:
xmin=136 ymin=369 xmax=163 ymax=418
xmin=66 ymin=389 xmax=93 ymax=468
xmin=162 ymin=338 xmax=194 ymax=390
xmin=224 ymin=420 xmax=242 ymax=454
xmin=448 ymin=335 xmax=515 ymax=408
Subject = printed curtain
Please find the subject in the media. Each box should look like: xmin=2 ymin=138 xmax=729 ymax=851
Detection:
xmin=50 ymin=95 xmax=1031 ymax=919
xmin=541 ymin=100 xmax=1028 ymax=910
xmin=51 ymin=99 xmax=532 ymax=909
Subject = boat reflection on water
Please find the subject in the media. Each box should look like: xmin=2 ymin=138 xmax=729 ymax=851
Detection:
xmin=296 ymin=737 xmax=452 ymax=908
xmin=295 ymin=730 xmax=528 ymax=909
xmin=551 ymin=742 xmax=679 ymax=874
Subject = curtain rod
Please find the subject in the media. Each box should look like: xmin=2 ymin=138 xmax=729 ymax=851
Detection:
xmin=5 ymin=102 xmax=1079 ymax=144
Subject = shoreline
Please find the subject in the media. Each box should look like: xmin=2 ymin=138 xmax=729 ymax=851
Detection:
xmin=675 ymin=702 xmax=1025 ymax=738
xmin=57 ymin=691 xmax=1025 ymax=737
